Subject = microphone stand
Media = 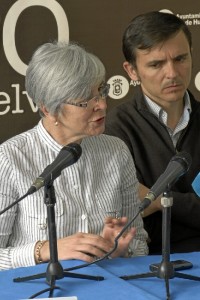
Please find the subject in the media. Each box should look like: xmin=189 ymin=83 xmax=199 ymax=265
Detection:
xmin=120 ymin=186 xmax=200 ymax=300
xmin=13 ymin=181 xmax=104 ymax=299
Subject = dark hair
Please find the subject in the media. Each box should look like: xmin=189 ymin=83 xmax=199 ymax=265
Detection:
xmin=122 ymin=11 xmax=192 ymax=67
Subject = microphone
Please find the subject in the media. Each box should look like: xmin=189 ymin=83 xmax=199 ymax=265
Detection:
xmin=140 ymin=151 xmax=192 ymax=210
xmin=27 ymin=143 xmax=82 ymax=195
xmin=192 ymin=173 xmax=200 ymax=196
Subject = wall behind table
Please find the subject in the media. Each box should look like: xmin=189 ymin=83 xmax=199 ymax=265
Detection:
xmin=1 ymin=0 xmax=200 ymax=143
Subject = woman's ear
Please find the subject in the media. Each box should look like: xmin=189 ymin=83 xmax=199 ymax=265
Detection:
xmin=40 ymin=105 xmax=49 ymax=117
xmin=123 ymin=61 xmax=140 ymax=81
xmin=40 ymin=105 xmax=57 ymax=122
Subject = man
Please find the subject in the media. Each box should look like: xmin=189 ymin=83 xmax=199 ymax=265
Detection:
xmin=105 ymin=11 xmax=200 ymax=254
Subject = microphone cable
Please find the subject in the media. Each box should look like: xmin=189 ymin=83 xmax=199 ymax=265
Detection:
xmin=0 ymin=192 xmax=30 ymax=215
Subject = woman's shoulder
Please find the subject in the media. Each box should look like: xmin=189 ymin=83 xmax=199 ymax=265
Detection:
xmin=0 ymin=125 xmax=38 ymax=152
xmin=85 ymin=134 xmax=130 ymax=153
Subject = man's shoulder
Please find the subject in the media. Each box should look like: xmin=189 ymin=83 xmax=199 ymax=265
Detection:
xmin=107 ymin=87 xmax=145 ymax=119
xmin=108 ymin=98 xmax=134 ymax=115
xmin=188 ymin=91 xmax=200 ymax=116
xmin=188 ymin=90 xmax=200 ymax=103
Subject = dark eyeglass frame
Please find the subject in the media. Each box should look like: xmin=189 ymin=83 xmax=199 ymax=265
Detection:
xmin=67 ymin=82 xmax=110 ymax=108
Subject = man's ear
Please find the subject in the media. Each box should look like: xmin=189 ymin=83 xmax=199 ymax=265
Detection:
xmin=123 ymin=61 xmax=140 ymax=81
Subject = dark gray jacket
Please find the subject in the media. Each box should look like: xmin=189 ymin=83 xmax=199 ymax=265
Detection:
xmin=105 ymin=87 xmax=200 ymax=254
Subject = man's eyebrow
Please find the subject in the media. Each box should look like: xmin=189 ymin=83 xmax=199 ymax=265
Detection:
xmin=174 ymin=53 xmax=189 ymax=59
xmin=146 ymin=59 xmax=165 ymax=66
xmin=146 ymin=53 xmax=189 ymax=65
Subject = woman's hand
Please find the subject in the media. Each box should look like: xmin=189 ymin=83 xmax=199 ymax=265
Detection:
xmin=36 ymin=217 xmax=136 ymax=264
xmin=101 ymin=216 xmax=136 ymax=258
xmin=38 ymin=232 xmax=114 ymax=263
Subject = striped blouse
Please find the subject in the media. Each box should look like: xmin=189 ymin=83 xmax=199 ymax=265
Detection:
xmin=0 ymin=120 xmax=148 ymax=270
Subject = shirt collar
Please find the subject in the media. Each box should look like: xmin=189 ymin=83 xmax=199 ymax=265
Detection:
xmin=37 ymin=119 xmax=63 ymax=152
xmin=144 ymin=91 xmax=192 ymax=119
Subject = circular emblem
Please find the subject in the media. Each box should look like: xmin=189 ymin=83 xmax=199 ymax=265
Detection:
xmin=107 ymin=75 xmax=129 ymax=99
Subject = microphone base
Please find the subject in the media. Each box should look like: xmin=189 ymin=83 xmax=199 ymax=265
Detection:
xmin=120 ymin=267 xmax=200 ymax=300
xmin=120 ymin=269 xmax=200 ymax=281
xmin=13 ymin=267 xmax=104 ymax=283
xmin=120 ymin=190 xmax=200 ymax=300
xmin=13 ymin=182 xmax=104 ymax=299
xmin=13 ymin=261 xmax=104 ymax=298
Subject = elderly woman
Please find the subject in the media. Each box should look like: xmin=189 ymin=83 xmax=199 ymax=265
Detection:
xmin=0 ymin=41 xmax=148 ymax=270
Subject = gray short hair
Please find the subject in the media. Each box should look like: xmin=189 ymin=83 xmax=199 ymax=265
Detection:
xmin=25 ymin=41 xmax=106 ymax=115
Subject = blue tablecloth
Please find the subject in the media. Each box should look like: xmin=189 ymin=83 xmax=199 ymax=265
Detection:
xmin=0 ymin=252 xmax=200 ymax=299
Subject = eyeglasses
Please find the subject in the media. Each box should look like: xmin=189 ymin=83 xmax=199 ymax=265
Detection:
xmin=67 ymin=82 xmax=110 ymax=108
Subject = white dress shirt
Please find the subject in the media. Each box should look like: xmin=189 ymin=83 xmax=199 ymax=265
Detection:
xmin=0 ymin=120 xmax=148 ymax=270
xmin=144 ymin=91 xmax=191 ymax=147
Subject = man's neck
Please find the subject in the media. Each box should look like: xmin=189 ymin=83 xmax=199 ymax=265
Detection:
xmin=166 ymin=103 xmax=184 ymax=130
xmin=144 ymin=95 xmax=185 ymax=130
